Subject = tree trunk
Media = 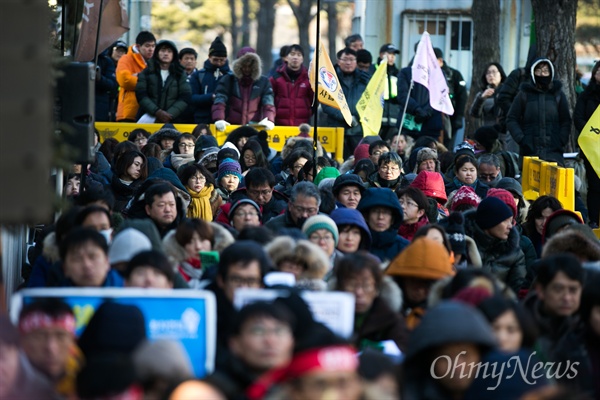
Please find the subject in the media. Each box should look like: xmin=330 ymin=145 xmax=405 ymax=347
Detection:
xmin=531 ymin=0 xmax=578 ymax=151
xmin=257 ymin=0 xmax=276 ymax=69
xmin=287 ymin=0 xmax=316 ymax=66
xmin=326 ymin=1 xmax=338 ymax=58
xmin=464 ymin=0 xmax=501 ymax=138
xmin=241 ymin=0 xmax=251 ymax=47
xmin=229 ymin=0 xmax=239 ymax=56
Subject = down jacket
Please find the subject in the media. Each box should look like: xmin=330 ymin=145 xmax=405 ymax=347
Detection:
xmin=269 ymin=64 xmax=313 ymax=126
xmin=189 ymin=58 xmax=232 ymax=123
xmin=116 ymin=45 xmax=147 ymax=121
xmin=135 ymin=40 xmax=192 ymax=122
xmin=464 ymin=210 xmax=526 ymax=294
xmin=211 ymin=52 xmax=275 ymax=125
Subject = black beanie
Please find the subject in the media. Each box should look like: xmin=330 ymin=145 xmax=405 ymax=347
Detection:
xmin=475 ymin=197 xmax=514 ymax=230
xmin=473 ymin=126 xmax=499 ymax=152
xmin=209 ymin=37 xmax=227 ymax=57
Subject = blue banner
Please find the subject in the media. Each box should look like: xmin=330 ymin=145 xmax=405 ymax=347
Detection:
xmin=11 ymin=288 xmax=216 ymax=377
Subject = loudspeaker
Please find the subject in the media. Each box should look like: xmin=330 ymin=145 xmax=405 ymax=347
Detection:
xmin=56 ymin=62 xmax=95 ymax=164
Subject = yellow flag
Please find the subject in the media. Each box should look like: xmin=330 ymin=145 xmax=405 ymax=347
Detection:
xmin=578 ymin=104 xmax=600 ymax=178
xmin=309 ymin=42 xmax=353 ymax=126
xmin=356 ymin=59 xmax=388 ymax=136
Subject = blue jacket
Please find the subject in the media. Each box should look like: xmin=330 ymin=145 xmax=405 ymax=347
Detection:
xmin=95 ymin=50 xmax=118 ymax=122
xmin=59 ymin=269 xmax=124 ymax=288
xmin=189 ymin=59 xmax=232 ymax=123
xmin=357 ymin=188 xmax=409 ymax=262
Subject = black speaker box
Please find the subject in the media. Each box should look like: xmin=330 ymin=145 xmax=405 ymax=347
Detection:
xmin=55 ymin=62 xmax=95 ymax=163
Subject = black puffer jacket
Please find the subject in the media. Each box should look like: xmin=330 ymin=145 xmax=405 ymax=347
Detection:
xmin=506 ymin=58 xmax=572 ymax=165
xmin=464 ymin=210 xmax=526 ymax=294
xmin=135 ymin=40 xmax=192 ymax=122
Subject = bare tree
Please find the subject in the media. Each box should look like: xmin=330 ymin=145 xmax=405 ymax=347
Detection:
xmin=229 ymin=0 xmax=239 ymax=56
xmin=241 ymin=0 xmax=251 ymax=46
xmin=287 ymin=0 xmax=317 ymax=65
xmin=256 ymin=0 xmax=277 ymax=69
xmin=325 ymin=1 xmax=338 ymax=57
xmin=464 ymin=0 xmax=501 ymax=137
xmin=531 ymin=0 xmax=578 ymax=149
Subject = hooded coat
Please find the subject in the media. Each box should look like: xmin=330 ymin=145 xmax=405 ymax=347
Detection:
xmin=190 ymin=58 xmax=232 ymax=123
xmin=116 ymin=45 xmax=147 ymax=121
xmin=211 ymin=52 xmax=276 ymax=125
xmin=506 ymin=58 xmax=572 ymax=165
xmin=357 ymin=188 xmax=409 ymax=262
xmin=464 ymin=210 xmax=526 ymax=294
xmin=269 ymin=63 xmax=313 ymax=126
xmin=136 ymin=40 xmax=192 ymax=122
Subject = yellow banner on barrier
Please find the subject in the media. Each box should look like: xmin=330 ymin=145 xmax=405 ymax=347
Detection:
xmin=522 ymin=156 xmax=576 ymax=211
xmin=95 ymin=123 xmax=346 ymax=163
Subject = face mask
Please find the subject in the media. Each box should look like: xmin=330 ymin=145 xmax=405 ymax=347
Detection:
xmin=536 ymin=75 xmax=552 ymax=88
xmin=100 ymin=229 xmax=113 ymax=244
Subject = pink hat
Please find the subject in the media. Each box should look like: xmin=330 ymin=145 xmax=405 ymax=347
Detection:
xmin=450 ymin=186 xmax=481 ymax=212
xmin=236 ymin=46 xmax=256 ymax=58
xmin=353 ymin=144 xmax=370 ymax=165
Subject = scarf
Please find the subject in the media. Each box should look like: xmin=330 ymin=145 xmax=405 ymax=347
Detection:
xmin=187 ymin=184 xmax=214 ymax=221
xmin=171 ymin=153 xmax=195 ymax=171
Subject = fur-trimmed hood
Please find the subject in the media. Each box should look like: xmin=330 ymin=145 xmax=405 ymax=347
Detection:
xmin=162 ymin=230 xmax=188 ymax=264
xmin=541 ymin=228 xmax=600 ymax=262
xmin=328 ymin=275 xmax=403 ymax=313
xmin=42 ymin=232 xmax=60 ymax=263
xmin=232 ymin=52 xmax=262 ymax=81
xmin=265 ymin=236 xmax=329 ymax=280
xmin=210 ymin=222 xmax=235 ymax=253
xmin=280 ymin=136 xmax=324 ymax=161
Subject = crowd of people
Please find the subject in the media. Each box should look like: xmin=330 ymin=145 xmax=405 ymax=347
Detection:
xmin=1 ymin=31 xmax=600 ymax=400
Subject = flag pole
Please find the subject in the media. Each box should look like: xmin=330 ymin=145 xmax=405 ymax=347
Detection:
xmin=311 ymin=0 xmax=321 ymax=180
xmin=93 ymin=0 xmax=105 ymax=66
xmin=395 ymin=79 xmax=413 ymax=154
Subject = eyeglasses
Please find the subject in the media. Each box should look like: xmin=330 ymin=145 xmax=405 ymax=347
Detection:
xmin=134 ymin=137 xmax=147 ymax=143
xmin=372 ymin=151 xmax=383 ymax=156
xmin=309 ymin=234 xmax=334 ymax=243
xmin=339 ymin=57 xmax=356 ymax=63
xmin=380 ymin=165 xmax=400 ymax=172
xmin=179 ymin=143 xmax=194 ymax=149
xmin=343 ymin=281 xmax=376 ymax=293
xmin=534 ymin=68 xmax=551 ymax=76
xmin=292 ymin=164 xmax=305 ymax=171
xmin=291 ymin=204 xmax=318 ymax=215
xmin=227 ymin=275 xmax=262 ymax=287
xmin=246 ymin=325 xmax=292 ymax=338
xmin=399 ymin=199 xmax=418 ymax=208
xmin=479 ymin=173 xmax=498 ymax=181
xmin=247 ymin=188 xmax=272 ymax=197
xmin=234 ymin=211 xmax=259 ymax=218
xmin=190 ymin=175 xmax=206 ymax=182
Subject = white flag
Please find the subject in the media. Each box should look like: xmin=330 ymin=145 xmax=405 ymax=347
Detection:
xmin=411 ymin=32 xmax=454 ymax=115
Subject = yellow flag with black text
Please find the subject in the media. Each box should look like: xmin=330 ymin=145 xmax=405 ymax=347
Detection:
xmin=578 ymin=104 xmax=600 ymax=178
xmin=309 ymin=42 xmax=353 ymax=126
xmin=356 ymin=59 xmax=387 ymax=136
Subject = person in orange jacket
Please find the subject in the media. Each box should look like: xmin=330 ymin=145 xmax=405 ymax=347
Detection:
xmin=116 ymin=31 xmax=156 ymax=122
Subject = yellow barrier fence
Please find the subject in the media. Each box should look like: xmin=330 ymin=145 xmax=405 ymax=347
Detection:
xmin=522 ymin=156 xmax=575 ymax=212
xmin=95 ymin=122 xmax=346 ymax=163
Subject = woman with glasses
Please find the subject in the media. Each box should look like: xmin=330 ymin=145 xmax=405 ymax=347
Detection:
xmin=110 ymin=150 xmax=148 ymax=212
xmin=240 ymin=139 xmax=268 ymax=174
xmin=178 ymin=163 xmax=221 ymax=221
xmin=507 ymin=58 xmax=572 ymax=166
xmin=367 ymin=152 xmax=403 ymax=190
xmin=469 ymin=62 xmax=507 ymax=131
xmin=127 ymin=128 xmax=150 ymax=149
xmin=164 ymin=133 xmax=196 ymax=172
xmin=335 ymin=252 xmax=409 ymax=352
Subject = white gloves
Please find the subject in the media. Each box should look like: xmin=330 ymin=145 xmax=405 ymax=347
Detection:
xmin=259 ymin=118 xmax=275 ymax=131
xmin=215 ymin=120 xmax=230 ymax=132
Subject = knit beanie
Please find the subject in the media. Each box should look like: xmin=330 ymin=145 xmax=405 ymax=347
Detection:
xmin=453 ymin=286 xmax=493 ymax=307
xmin=219 ymin=142 xmax=240 ymax=160
xmin=487 ymin=188 xmax=517 ymax=220
xmin=208 ymin=37 xmax=227 ymax=57
xmin=472 ymin=126 xmax=499 ymax=152
xmin=496 ymin=177 xmax=523 ymax=198
xmin=217 ymin=158 xmax=243 ymax=182
xmin=229 ymin=198 xmax=262 ymax=220
xmin=108 ymin=228 xmax=153 ymax=265
xmin=475 ymin=197 xmax=514 ymax=230
xmin=194 ymin=135 xmax=219 ymax=158
xmin=453 ymin=141 xmax=476 ymax=162
xmin=302 ymin=215 xmax=339 ymax=246
xmin=314 ymin=167 xmax=341 ymax=187
xmin=332 ymin=174 xmax=366 ymax=196
xmin=353 ymin=144 xmax=370 ymax=164
xmin=236 ymin=46 xmax=256 ymax=58
xmin=450 ymin=186 xmax=481 ymax=212
xmin=386 ymin=237 xmax=454 ymax=280
xmin=133 ymin=340 xmax=193 ymax=384
xmin=439 ymin=212 xmax=467 ymax=256
xmin=542 ymin=209 xmax=583 ymax=242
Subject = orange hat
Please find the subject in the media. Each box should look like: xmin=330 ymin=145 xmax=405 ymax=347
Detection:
xmin=386 ymin=237 xmax=455 ymax=280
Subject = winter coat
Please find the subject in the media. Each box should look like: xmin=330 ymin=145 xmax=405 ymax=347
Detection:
xmin=230 ymin=187 xmax=288 ymax=223
xmin=506 ymin=59 xmax=572 ymax=165
xmin=353 ymin=296 xmax=409 ymax=353
xmin=397 ymin=66 xmax=444 ymax=138
xmin=110 ymin=175 xmax=144 ymax=213
xmin=189 ymin=59 xmax=232 ymax=123
xmin=269 ymin=64 xmax=313 ymax=126
xmin=398 ymin=215 xmax=429 ymax=242
xmin=445 ymin=177 xmax=489 ymax=200
xmin=322 ymin=65 xmax=370 ymax=136
xmin=357 ymin=188 xmax=409 ymax=262
xmin=95 ymin=50 xmax=118 ymax=122
xmin=464 ymin=210 xmax=526 ymax=294
xmin=59 ymin=269 xmax=124 ymax=288
xmin=573 ymin=73 xmax=600 ymax=134
xmin=136 ymin=55 xmax=192 ymax=122
xmin=441 ymin=63 xmax=467 ymax=131
xmin=366 ymin=171 xmax=402 ymax=191
xmin=211 ymin=52 xmax=275 ymax=125
xmin=116 ymin=45 xmax=147 ymax=121
xmin=379 ymin=63 xmax=401 ymax=127
xmin=264 ymin=208 xmax=301 ymax=234
xmin=163 ymin=230 xmax=205 ymax=288
xmin=469 ymin=83 xmax=503 ymax=129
